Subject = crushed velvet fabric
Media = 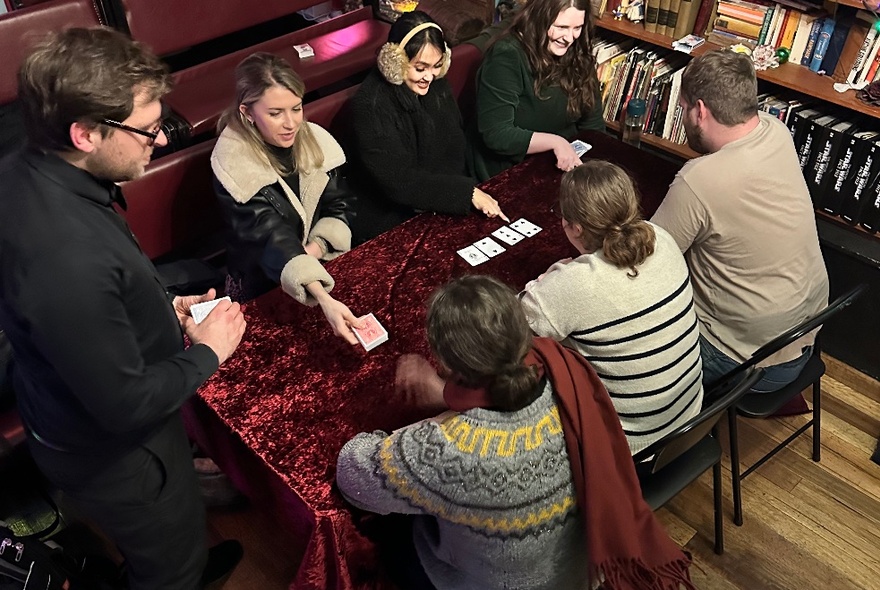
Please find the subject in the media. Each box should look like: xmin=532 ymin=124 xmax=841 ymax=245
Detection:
xmin=185 ymin=132 xmax=681 ymax=590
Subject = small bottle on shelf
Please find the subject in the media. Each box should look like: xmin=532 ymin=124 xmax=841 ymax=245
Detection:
xmin=623 ymin=98 xmax=647 ymax=148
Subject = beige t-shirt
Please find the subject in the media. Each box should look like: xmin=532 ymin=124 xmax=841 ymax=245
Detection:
xmin=652 ymin=112 xmax=829 ymax=364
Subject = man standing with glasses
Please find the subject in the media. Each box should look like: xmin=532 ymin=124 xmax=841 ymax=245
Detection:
xmin=0 ymin=27 xmax=246 ymax=589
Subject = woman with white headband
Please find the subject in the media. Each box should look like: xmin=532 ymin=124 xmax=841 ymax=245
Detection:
xmin=348 ymin=11 xmax=506 ymax=245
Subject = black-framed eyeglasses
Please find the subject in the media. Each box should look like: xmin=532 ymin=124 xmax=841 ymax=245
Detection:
xmin=100 ymin=118 xmax=161 ymax=145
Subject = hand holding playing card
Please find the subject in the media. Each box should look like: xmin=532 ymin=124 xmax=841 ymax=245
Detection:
xmin=184 ymin=297 xmax=246 ymax=364
xmin=318 ymin=294 xmax=363 ymax=345
xmin=173 ymin=288 xmax=216 ymax=325
xmin=395 ymin=354 xmax=447 ymax=412
xmin=553 ymin=135 xmax=581 ymax=172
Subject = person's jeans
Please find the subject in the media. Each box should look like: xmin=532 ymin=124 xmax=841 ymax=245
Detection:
xmin=700 ymin=336 xmax=813 ymax=394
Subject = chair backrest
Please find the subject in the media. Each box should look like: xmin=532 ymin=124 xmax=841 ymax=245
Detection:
xmin=736 ymin=283 xmax=868 ymax=375
xmin=0 ymin=0 xmax=102 ymax=105
xmin=632 ymin=366 xmax=764 ymax=473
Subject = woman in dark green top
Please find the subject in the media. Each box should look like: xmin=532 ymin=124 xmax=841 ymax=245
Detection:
xmin=468 ymin=0 xmax=605 ymax=181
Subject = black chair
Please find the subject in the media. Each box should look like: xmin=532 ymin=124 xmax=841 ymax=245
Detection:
xmin=712 ymin=284 xmax=868 ymax=526
xmin=633 ymin=366 xmax=764 ymax=555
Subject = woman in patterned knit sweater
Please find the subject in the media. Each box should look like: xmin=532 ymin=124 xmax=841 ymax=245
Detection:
xmin=337 ymin=276 xmax=589 ymax=589
xmin=521 ymin=161 xmax=704 ymax=455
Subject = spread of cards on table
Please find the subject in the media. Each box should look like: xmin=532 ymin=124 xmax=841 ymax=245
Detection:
xmin=457 ymin=219 xmax=542 ymax=266
xmin=353 ymin=313 xmax=389 ymax=351
xmin=190 ymin=296 xmax=232 ymax=324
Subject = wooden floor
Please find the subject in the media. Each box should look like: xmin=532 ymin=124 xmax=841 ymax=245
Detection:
xmin=207 ymin=354 xmax=880 ymax=589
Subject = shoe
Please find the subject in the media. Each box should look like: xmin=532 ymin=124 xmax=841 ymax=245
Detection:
xmin=200 ymin=540 xmax=243 ymax=589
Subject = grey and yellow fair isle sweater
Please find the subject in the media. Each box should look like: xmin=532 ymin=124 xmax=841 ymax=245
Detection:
xmin=336 ymin=384 xmax=590 ymax=590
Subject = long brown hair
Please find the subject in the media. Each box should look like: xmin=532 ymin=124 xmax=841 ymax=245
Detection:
xmin=559 ymin=161 xmax=655 ymax=278
xmin=217 ymin=52 xmax=324 ymax=175
xmin=427 ymin=276 xmax=539 ymax=412
xmin=508 ymin=0 xmax=598 ymax=118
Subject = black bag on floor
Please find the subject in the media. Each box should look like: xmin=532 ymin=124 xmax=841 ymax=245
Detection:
xmin=0 ymin=522 xmax=68 ymax=590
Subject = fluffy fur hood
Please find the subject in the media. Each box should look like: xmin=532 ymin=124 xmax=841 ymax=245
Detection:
xmin=211 ymin=122 xmax=345 ymax=205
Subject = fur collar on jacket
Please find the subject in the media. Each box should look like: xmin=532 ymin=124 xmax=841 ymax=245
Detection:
xmin=211 ymin=122 xmax=345 ymax=240
xmin=211 ymin=122 xmax=345 ymax=204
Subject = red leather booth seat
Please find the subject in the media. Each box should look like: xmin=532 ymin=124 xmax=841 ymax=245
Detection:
xmin=444 ymin=41 xmax=482 ymax=125
xmin=164 ymin=7 xmax=389 ymax=138
xmin=305 ymin=84 xmax=360 ymax=138
xmin=0 ymin=0 xmax=102 ymax=105
xmin=119 ymin=139 xmax=221 ymax=261
xmin=113 ymin=0 xmax=318 ymax=59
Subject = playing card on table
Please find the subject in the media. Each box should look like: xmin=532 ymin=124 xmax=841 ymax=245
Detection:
xmin=353 ymin=313 xmax=389 ymax=351
xmin=473 ymin=237 xmax=506 ymax=257
xmin=457 ymin=245 xmax=489 ymax=266
xmin=570 ymin=140 xmax=592 ymax=157
xmin=509 ymin=218 xmax=542 ymax=237
xmin=492 ymin=226 xmax=524 ymax=245
xmin=190 ymin=296 xmax=231 ymax=324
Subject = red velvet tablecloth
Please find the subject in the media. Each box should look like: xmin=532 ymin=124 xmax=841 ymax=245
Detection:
xmin=183 ymin=131 xmax=682 ymax=590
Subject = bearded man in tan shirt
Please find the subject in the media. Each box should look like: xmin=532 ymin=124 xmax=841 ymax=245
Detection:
xmin=651 ymin=49 xmax=829 ymax=392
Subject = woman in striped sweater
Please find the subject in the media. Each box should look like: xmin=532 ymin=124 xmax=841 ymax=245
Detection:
xmin=520 ymin=160 xmax=704 ymax=455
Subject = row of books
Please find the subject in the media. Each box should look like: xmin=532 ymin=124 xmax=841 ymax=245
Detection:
xmin=705 ymin=0 xmax=826 ymax=61
xmin=594 ymin=39 xmax=880 ymax=232
xmin=644 ymin=0 xmax=702 ymax=39
xmin=598 ymin=39 xmax=692 ymax=145
xmin=786 ymin=100 xmax=880 ymax=231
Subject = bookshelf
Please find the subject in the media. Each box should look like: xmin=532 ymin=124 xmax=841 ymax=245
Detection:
xmin=596 ymin=14 xmax=880 ymax=119
xmin=596 ymin=11 xmax=880 ymax=248
xmin=595 ymin=7 xmax=880 ymax=378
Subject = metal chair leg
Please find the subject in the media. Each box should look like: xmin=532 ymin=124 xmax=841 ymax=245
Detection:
xmin=728 ymin=408 xmax=743 ymax=526
xmin=713 ymin=458 xmax=724 ymax=555
xmin=812 ymin=379 xmax=821 ymax=462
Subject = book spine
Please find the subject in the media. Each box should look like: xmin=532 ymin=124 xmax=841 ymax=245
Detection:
xmin=771 ymin=8 xmax=789 ymax=48
xmin=848 ymin=27 xmax=878 ymax=84
xmin=715 ymin=15 xmax=763 ymax=37
xmin=859 ymin=177 xmax=880 ymax=232
xmin=716 ymin=3 xmax=766 ymax=24
xmin=693 ymin=0 xmax=717 ymax=36
xmin=658 ymin=0 xmax=673 ymax=35
xmin=780 ymin=10 xmax=800 ymax=49
xmin=863 ymin=37 xmax=880 ymax=84
xmin=809 ymin=18 xmax=835 ymax=73
xmin=673 ymin=0 xmax=698 ymax=38
xmin=839 ymin=139 xmax=874 ymax=223
xmin=801 ymin=17 xmax=825 ymax=66
xmin=668 ymin=0 xmax=683 ymax=34
xmin=646 ymin=0 xmax=661 ymax=33
xmin=757 ymin=5 xmax=775 ymax=44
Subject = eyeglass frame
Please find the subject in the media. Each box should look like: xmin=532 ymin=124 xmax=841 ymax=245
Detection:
xmin=100 ymin=118 xmax=162 ymax=145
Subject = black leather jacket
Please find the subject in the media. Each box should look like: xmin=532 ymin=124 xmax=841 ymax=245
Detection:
xmin=213 ymin=168 xmax=354 ymax=301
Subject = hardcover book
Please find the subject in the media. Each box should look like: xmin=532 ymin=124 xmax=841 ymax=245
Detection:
xmin=839 ymin=132 xmax=880 ymax=223
xmin=804 ymin=115 xmax=843 ymax=204
xmin=809 ymin=17 xmax=837 ymax=73
xmin=817 ymin=121 xmax=858 ymax=214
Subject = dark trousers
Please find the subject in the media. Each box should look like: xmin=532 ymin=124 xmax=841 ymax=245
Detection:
xmin=29 ymin=414 xmax=206 ymax=590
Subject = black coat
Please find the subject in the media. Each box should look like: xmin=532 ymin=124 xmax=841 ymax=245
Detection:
xmin=349 ymin=70 xmax=475 ymax=244
xmin=0 ymin=149 xmax=218 ymax=451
